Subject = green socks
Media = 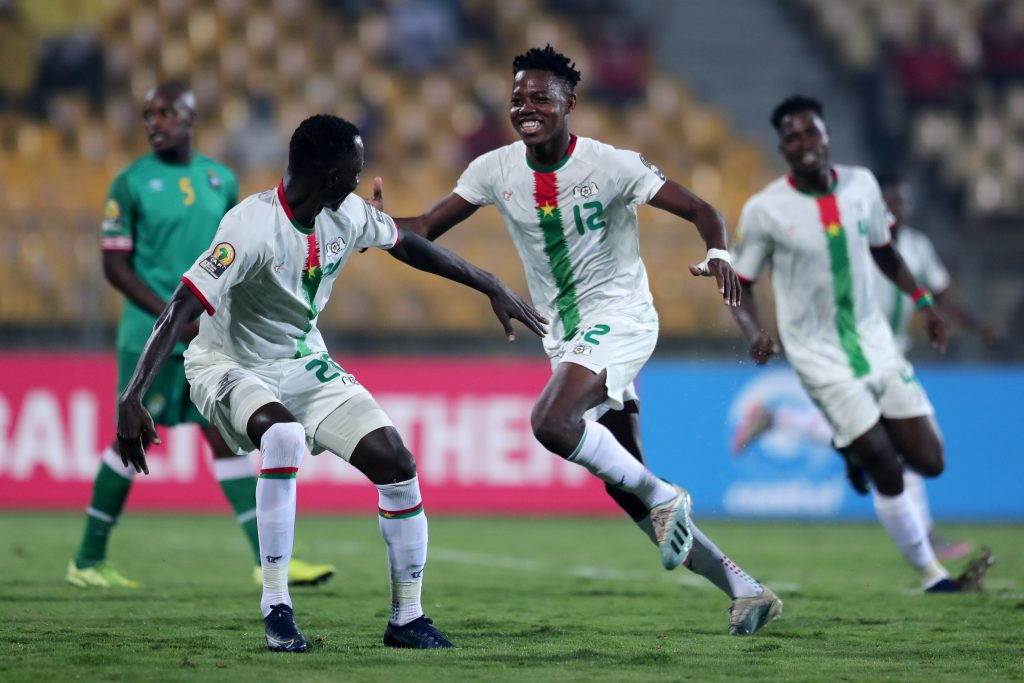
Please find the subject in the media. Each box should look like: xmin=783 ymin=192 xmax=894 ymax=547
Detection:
xmin=214 ymin=455 xmax=261 ymax=565
xmin=74 ymin=449 xmax=134 ymax=568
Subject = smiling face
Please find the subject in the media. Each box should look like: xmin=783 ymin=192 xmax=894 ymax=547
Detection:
xmin=142 ymin=89 xmax=194 ymax=155
xmin=509 ymin=69 xmax=575 ymax=148
xmin=777 ymin=109 xmax=830 ymax=177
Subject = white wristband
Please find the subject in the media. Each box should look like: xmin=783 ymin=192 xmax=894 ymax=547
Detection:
xmin=695 ymin=248 xmax=731 ymax=275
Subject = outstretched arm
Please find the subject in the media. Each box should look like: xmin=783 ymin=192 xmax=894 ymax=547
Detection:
xmin=871 ymin=243 xmax=947 ymax=352
xmin=117 ymin=284 xmax=206 ymax=474
xmin=391 ymin=192 xmax=480 ymax=242
xmin=648 ymin=180 xmax=740 ymax=306
xmin=388 ymin=228 xmax=548 ymax=340
xmin=731 ymin=280 xmax=779 ymax=364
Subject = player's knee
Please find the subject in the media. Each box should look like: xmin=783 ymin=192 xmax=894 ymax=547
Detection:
xmin=913 ymin=454 xmax=945 ymax=478
xmin=530 ymin=408 xmax=573 ymax=455
xmin=259 ymin=422 xmax=306 ymax=469
xmin=350 ymin=427 xmax=417 ymax=484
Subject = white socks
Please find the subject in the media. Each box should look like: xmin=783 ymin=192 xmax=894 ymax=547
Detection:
xmin=377 ymin=476 xmax=427 ymax=626
xmin=684 ymin=524 xmax=764 ymax=599
xmin=569 ymin=421 xmax=676 ymax=509
xmin=873 ymin=489 xmax=948 ymax=588
xmin=901 ymin=470 xmax=933 ymax=532
xmin=635 ymin=516 xmax=763 ymax=599
xmin=256 ymin=422 xmax=306 ymax=617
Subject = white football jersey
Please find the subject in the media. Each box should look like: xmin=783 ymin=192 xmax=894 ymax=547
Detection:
xmin=874 ymin=225 xmax=950 ymax=352
xmin=453 ymin=135 xmax=666 ymax=343
xmin=182 ymin=183 xmax=398 ymax=365
xmin=734 ymin=165 xmax=902 ymax=387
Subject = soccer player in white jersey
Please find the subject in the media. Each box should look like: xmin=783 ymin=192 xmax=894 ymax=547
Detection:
xmin=115 ymin=115 xmax=548 ymax=652
xmin=730 ymin=95 xmax=992 ymax=593
xmin=389 ymin=45 xmax=782 ymax=636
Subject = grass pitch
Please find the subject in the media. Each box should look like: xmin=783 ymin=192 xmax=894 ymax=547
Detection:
xmin=1 ymin=513 xmax=1021 ymax=682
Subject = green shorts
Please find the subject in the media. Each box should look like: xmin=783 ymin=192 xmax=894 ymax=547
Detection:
xmin=117 ymin=349 xmax=208 ymax=427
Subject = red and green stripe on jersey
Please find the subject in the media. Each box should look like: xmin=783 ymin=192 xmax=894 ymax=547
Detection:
xmin=277 ymin=181 xmax=322 ymax=357
xmin=379 ymin=502 xmax=424 ymax=519
xmin=814 ymin=193 xmax=871 ymax=378
xmin=530 ymin=136 xmax=581 ymax=340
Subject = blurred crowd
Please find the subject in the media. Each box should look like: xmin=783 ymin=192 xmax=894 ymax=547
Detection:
xmin=0 ymin=0 xmax=770 ymax=343
xmin=798 ymin=0 xmax=1024 ymax=218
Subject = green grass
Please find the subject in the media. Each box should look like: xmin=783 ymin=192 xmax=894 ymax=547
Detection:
xmin=1 ymin=513 xmax=1022 ymax=682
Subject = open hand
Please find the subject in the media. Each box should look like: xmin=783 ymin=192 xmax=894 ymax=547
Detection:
xmin=116 ymin=397 xmax=160 ymax=475
xmin=489 ymin=284 xmax=549 ymax=341
xmin=688 ymin=258 xmax=741 ymax=307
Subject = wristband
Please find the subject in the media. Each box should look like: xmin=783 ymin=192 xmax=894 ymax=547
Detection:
xmin=695 ymin=248 xmax=731 ymax=275
xmin=912 ymin=288 xmax=934 ymax=310
xmin=706 ymin=248 xmax=731 ymax=264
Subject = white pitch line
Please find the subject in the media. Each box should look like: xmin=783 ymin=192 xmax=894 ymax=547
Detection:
xmin=334 ymin=540 xmax=800 ymax=592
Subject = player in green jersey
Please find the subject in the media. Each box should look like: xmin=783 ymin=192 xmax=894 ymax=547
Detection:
xmin=67 ymin=84 xmax=334 ymax=589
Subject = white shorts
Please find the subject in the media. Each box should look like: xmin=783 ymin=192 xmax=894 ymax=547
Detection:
xmin=545 ymin=310 xmax=658 ymax=416
xmin=803 ymin=358 xmax=934 ymax=449
xmin=185 ymin=350 xmax=393 ymax=457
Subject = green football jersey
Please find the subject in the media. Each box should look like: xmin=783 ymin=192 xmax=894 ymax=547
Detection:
xmin=100 ymin=151 xmax=238 ymax=354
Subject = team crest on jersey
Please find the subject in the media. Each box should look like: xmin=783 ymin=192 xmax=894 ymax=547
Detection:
xmin=638 ymin=154 xmax=666 ymax=181
xmin=101 ymin=199 xmax=121 ymax=231
xmin=208 ymin=169 xmax=222 ymax=189
xmin=200 ymin=242 xmax=235 ymax=278
xmin=325 ymin=237 xmax=345 ymax=256
xmin=502 ymin=190 xmax=513 ymax=201
xmin=568 ymin=342 xmax=593 ymax=356
xmin=572 ymin=182 xmax=599 ymax=199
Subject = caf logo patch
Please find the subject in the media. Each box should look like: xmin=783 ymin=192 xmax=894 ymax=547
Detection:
xmin=639 ymin=154 xmax=666 ymax=181
xmin=208 ymin=169 xmax=222 ymax=189
xmin=200 ymin=241 xmax=235 ymax=278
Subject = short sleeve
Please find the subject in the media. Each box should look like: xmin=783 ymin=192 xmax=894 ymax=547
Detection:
xmin=918 ymin=235 xmax=951 ymax=293
xmin=452 ymin=153 xmax=496 ymax=207
xmin=733 ymin=200 xmax=773 ymax=283
xmin=862 ymin=171 xmax=892 ymax=247
xmin=181 ymin=212 xmax=264 ymax=315
xmin=608 ymin=149 xmax=668 ymax=206
xmin=100 ymin=172 xmax=136 ymax=251
xmin=354 ymin=201 xmax=400 ymax=251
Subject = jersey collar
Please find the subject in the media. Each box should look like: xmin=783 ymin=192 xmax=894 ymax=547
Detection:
xmin=525 ymin=134 xmax=578 ymax=173
xmin=786 ymin=168 xmax=838 ymax=197
xmin=277 ymin=181 xmax=314 ymax=234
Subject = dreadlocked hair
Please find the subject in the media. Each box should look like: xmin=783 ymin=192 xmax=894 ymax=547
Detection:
xmin=512 ymin=45 xmax=581 ymax=91
xmin=288 ymin=114 xmax=360 ymax=177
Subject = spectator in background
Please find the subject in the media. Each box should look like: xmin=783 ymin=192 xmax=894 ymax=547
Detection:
xmin=224 ymin=94 xmax=287 ymax=174
xmin=387 ymin=0 xmax=458 ymax=74
xmin=587 ymin=15 xmax=650 ymax=106
xmin=890 ymin=7 xmax=967 ymax=112
xmin=20 ymin=0 xmax=106 ymax=117
xmin=980 ymin=0 xmax=1024 ymax=91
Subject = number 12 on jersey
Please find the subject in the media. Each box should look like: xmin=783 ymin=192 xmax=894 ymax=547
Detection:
xmin=573 ymin=201 xmax=606 ymax=235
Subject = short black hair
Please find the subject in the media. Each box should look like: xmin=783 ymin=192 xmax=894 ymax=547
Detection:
xmin=512 ymin=45 xmax=581 ymax=91
xmin=288 ymin=114 xmax=360 ymax=177
xmin=874 ymin=170 xmax=904 ymax=189
xmin=770 ymin=95 xmax=824 ymax=130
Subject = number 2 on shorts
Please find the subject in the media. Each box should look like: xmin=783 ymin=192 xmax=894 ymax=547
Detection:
xmin=304 ymin=353 xmax=344 ymax=383
xmin=583 ymin=324 xmax=610 ymax=345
